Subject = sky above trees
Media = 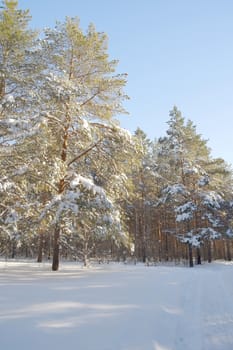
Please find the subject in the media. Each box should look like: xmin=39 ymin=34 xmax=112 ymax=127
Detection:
xmin=17 ymin=0 xmax=233 ymax=166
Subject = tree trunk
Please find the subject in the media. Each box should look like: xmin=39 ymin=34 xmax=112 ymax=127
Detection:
xmin=188 ymin=243 xmax=194 ymax=267
xmin=83 ymin=254 xmax=88 ymax=267
xmin=37 ymin=233 xmax=44 ymax=263
xmin=83 ymin=239 xmax=88 ymax=267
xmin=165 ymin=232 xmax=169 ymax=262
xmin=158 ymin=221 xmax=162 ymax=262
xmin=11 ymin=242 xmax=16 ymax=259
xmin=196 ymin=247 xmax=201 ymax=265
xmin=207 ymin=241 xmax=212 ymax=263
xmin=52 ymin=224 xmax=60 ymax=271
xmin=52 ymin=176 xmax=66 ymax=271
xmin=225 ymin=240 xmax=232 ymax=261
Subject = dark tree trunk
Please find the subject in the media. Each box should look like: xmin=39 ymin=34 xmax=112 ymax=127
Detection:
xmin=37 ymin=233 xmax=44 ymax=263
xmin=226 ymin=240 xmax=232 ymax=261
xmin=52 ymin=224 xmax=60 ymax=271
xmin=11 ymin=243 xmax=16 ymax=259
xmin=165 ymin=232 xmax=169 ymax=262
xmin=196 ymin=247 xmax=201 ymax=265
xmin=188 ymin=243 xmax=194 ymax=267
xmin=52 ymin=176 xmax=66 ymax=271
xmin=142 ymin=247 xmax=146 ymax=263
xmin=83 ymin=238 xmax=88 ymax=267
xmin=208 ymin=241 xmax=212 ymax=263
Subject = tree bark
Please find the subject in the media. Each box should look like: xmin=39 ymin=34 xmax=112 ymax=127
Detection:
xmin=225 ymin=239 xmax=232 ymax=261
xmin=11 ymin=242 xmax=16 ymax=259
xmin=51 ymin=174 xmax=66 ymax=271
xmin=37 ymin=233 xmax=44 ymax=263
xmin=196 ymin=247 xmax=201 ymax=265
xmin=188 ymin=243 xmax=194 ymax=267
xmin=83 ymin=237 xmax=88 ymax=267
xmin=52 ymin=224 xmax=60 ymax=271
xmin=207 ymin=241 xmax=212 ymax=263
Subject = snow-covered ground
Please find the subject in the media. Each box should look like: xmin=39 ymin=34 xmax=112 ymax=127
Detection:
xmin=1 ymin=260 xmax=233 ymax=350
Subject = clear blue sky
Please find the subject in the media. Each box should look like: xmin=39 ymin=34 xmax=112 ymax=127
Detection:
xmin=18 ymin=0 xmax=233 ymax=165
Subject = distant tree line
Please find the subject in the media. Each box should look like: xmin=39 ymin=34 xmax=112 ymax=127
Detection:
xmin=1 ymin=1 xmax=233 ymax=269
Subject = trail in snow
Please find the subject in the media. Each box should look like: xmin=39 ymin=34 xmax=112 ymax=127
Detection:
xmin=0 ymin=260 xmax=233 ymax=350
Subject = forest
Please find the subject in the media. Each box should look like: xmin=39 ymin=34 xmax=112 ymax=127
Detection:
xmin=1 ymin=0 xmax=233 ymax=270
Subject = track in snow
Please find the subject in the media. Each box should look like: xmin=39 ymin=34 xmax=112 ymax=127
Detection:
xmin=0 ymin=260 xmax=233 ymax=350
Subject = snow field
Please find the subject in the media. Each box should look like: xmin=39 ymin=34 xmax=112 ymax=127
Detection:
xmin=0 ymin=260 xmax=233 ymax=350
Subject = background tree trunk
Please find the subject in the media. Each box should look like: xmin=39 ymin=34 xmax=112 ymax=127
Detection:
xmin=188 ymin=243 xmax=194 ymax=267
xmin=37 ymin=233 xmax=44 ymax=263
xmin=52 ymin=224 xmax=60 ymax=271
xmin=196 ymin=247 xmax=201 ymax=265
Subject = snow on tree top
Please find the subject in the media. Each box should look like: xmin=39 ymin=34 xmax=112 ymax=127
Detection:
xmin=198 ymin=227 xmax=221 ymax=240
xmin=200 ymin=191 xmax=223 ymax=209
xmin=163 ymin=184 xmax=187 ymax=195
xmin=176 ymin=212 xmax=193 ymax=222
xmin=70 ymin=174 xmax=105 ymax=196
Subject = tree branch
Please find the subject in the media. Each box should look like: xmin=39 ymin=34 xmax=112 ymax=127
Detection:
xmin=90 ymin=122 xmax=116 ymax=132
xmin=80 ymin=90 xmax=100 ymax=108
xmin=44 ymin=113 xmax=66 ymax=128
xmin=68 ymin=139 xmax=102 ymax=167
xmin=26 ymin=172 xmax=59 ymax=192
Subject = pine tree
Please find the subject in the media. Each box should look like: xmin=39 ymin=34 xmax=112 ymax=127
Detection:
xmin=126 ymin=128 xmax=159 ymax=262
xmin=36 ymin=18 xmax=129 ymax=270
xmin=156 ymin=106 xmax=223 ymax=266
xmin=0 ymin=1 xmax=41 ymax=257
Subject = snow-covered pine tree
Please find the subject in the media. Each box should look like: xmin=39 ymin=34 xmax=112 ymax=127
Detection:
xmin=35 ymin=18 xmax=130 ymax=270
xmin=156 ymin=106 xmax=227 ymax=266
xmin=126 ymin=128 xmax=159 ymax=262
xmin=0 ymin=0 xmax=44 ymax=256
xmin=0 ymin=3 xmax=134 ymax=266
